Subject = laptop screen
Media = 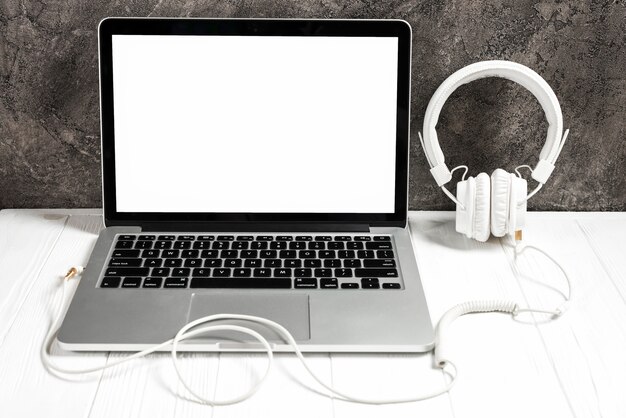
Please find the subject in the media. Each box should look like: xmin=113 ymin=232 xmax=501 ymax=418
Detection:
xmin=111 ymin=34 xmax=398 ymax=214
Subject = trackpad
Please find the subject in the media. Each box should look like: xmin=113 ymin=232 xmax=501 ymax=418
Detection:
xmin=186 ymin=293 xmax=310 ymax=346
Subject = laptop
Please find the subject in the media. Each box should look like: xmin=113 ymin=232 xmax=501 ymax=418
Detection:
xmin=57 ymin=17 xmax=434 ymax=352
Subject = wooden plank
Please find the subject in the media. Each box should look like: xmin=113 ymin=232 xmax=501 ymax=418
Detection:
xmin=0 ymin=211 xmax=107 ymax=417
xmin=211 ymin=353 xmax=334 ymax=418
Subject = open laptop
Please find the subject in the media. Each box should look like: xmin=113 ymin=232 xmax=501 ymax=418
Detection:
xmin=57 ymin=18 xmax=434 ymax=352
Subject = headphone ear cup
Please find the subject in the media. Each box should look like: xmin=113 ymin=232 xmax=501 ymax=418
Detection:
xmin=510 ymin=175 xmax=528 ymax=234
xmin=455 ymin=173 xmax=491 ymax=242
xmin=472 ymin=173 xmax=491 ymax=242
xmin=490 ymin=169 xmax=511 ymax=237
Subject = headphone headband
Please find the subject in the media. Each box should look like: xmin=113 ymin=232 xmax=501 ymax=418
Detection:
xmin=420 ymin=60 xmax=568 ymax=188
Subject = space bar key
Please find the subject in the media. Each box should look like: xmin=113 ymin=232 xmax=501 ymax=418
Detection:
xmin=190 ymin=278 xmax=292 ymax=289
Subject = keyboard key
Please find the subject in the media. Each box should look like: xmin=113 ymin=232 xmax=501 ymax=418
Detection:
xmin=224 ymin=259 xmax=243 ymax=267
xmin=158 ymin=235 xmax=175 ymax=240
xmin=357 ymin=250 xmax=375 ymax=259
xmin=172 ymin=268 xmax=190 ymax=277
xmin=221 ymin=250 xmax=238 ymax=258
xmin=382 ymin=283 xmax=401 ymax=289
xmin=279 ymin=250 xmax=297 ymax=258
xmin=323 ymin=259 xmax=341 ymax=268
xmin=341 ymin=283 xmax=359 ymax=289
xmin=377 ymin=250 xmax=394 ymax=259
xmin=334 ymin=236 xmax=352 ymax=241
xmin=305 ymin=259 xmax=322 ymax=268
xmin=361 ymin=278 xmax=380 ymax=289
xmin=119 ymin=235 xmax=136 ymax=240
xmin=109 ymin=258 xmax=142 ymax=267
xmin=364 ymin=259 xmax=396 ymax=268
xmin=122 ymin=277 xmax=142 ymax=288
xmin=115 ymin=240 xmax=134 ymax=249
xmin=270 ymin=241 xmax=287 ymax=249
xmin=256 ymin=236 xmax=273 ymax=241
xmin=338 ymin=250 xmax=355 ymax=259
xmin=193 ymin=241 xmax=212 ymax=249
xmin=135 ymin=240 xmax=152 ymax=249
xmin=190 ymin=278 xmax=291 ymax=289
xmin=274 ymin=268 xmax=292 ymax=278
xmin=192 ymin=268 xmax=211 ymax=277
xmin=152 ymin=268 xmax=170 ymax=277
xmin=289 ymin=242 xmax=306 ymax=250
xmin=343 ymin=259 xmax=361 ymax=268
xmin=162 ymin=249 xmax=179 ymax=258
xmin=319 ymin=250 xmax=336 ymax=258
xmin=105 ymin=267 xmax=149 ymax=277
xmin=241 ymin=250 xmax=258 ymax=258
xmin=197 ymin=235 xmax=215 ymax=241
xmin=264 ymin=259 xmax=281 ymax=268
xmin=314 ymin=268 xmax=332 ymax=277
xmin=155 ymin=241 xmax=172 ymax=249
xmin=181 ymin=250 xmax=199 ymax=258
xmin=354 ymin=236 xmax=371 ymax=241
xmin=320 ymin=278 xmax=338 ymax=288
xmin=254 ymin=268 xmax=271 ymax=277
xmin=164 ymin=259 xmax=182 ymax=267
xmin=308 ymin=242 xmax=325 ymax=250
xmin=112 ymin=249 xmax=140 ymax=258
xmin=355 ymin=268 xmax=398 ymax=278
xmin=184 ymin=259 xmax=202 ymax=268
xmin=374 ymin=236 xmax=391 ymax=241
xmin=244 ymin=259 xmax=262 ymax=267
xmin=217 ymin=235 xmax=234 ymax=241
xmin=260 ymin=250 xmax=277 ymax=258
xmin=236 ymin=236 xmax=254 ymax=241
xmin=327 ymin=242 xmax=345 ymax=250
xmin=276 ymin=236 xmax=293 ymax=241
xmin=366 ymin=242 xmax=392 ymax=250
xmin=101 ymin=276 xmax=121 ymax=288
xmin=213 ymin=241 xmax=230 ymax=249
xmin=204 ymin=259 xmax=223 ymax=267
xmin=315 ymin=236 xmax=332 ymax=241
xmin=143 ymin=277 xmax=162 ymax=288
xmin=144 ymin=259 xmax=163 ymax=268
xmin=284 ymin=259 xmax=301 ymax=268
xmin=178 ymin=235 xmax=195 ymax=241
xmin=142 ymin=249 xmax=160 ymax=258
xmin=213 ymin=268 xmax=231 ymax=277
xmin=201 ymin=250 xmax=218 ymax=258
xmin=251 ymin=241 xmax=268 ymax=249
xmin=346 ymin=242 xmax=364 ymax=249
xmin=334 ymin=268 xmax=352 ymax=278
xmin=173 ymin=241 xmax=191 ymax=249
xmin=295 ymin=278 xmax=317 ymax=288
xmin=299 ymin=250 xmax=315 ymax=258
xmin=164 ymin=277 xmax=188 ymax=288
xmin=233 ymin=268 xmax=252 ymax=277
xmin=232 ymin=241 xmax=249 ymax=250
xmin=294 ymin=268 xmax=312 ymax=277
xmin=138 ymin=235 xmax=155 ymax=240
xmin=296 ymin=236 xmax=312 ymax=241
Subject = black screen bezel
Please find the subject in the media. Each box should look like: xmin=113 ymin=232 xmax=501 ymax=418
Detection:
xmin=99 ymin=18 xmax=411 ymax=227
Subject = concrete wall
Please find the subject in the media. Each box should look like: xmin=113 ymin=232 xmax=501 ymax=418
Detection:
xmin=1 ymin=0 xmax=624 ymax=210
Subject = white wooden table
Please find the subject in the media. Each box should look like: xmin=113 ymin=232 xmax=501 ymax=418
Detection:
xmin=0 ymin=209 xmax=624 ymax=418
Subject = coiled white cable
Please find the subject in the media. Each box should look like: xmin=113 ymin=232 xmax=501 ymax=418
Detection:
xmin=42 ymin=239 xmax=571 ymax=407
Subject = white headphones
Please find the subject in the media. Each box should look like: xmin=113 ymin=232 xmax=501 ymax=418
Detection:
xmin=419 ymin=60 xmax=570 ymax=242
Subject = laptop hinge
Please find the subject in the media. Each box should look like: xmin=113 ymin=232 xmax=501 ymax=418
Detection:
xmin=140 ymin=223 xmax=370 ymax=233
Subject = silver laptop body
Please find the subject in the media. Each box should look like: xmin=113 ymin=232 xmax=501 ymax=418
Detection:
xmin=57 ymin=17 xmax=434 ymax=352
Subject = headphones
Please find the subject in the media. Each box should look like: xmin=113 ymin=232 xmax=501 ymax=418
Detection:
xmin=419 ymin=60 xmax=570 ymax=242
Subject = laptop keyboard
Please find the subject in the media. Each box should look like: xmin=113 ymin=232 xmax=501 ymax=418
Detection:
xmin=100 ymin=234 xmax=402 ymax=290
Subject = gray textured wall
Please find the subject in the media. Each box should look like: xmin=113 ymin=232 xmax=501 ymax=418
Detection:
xmin=1 ymin=1 xmax=624 ymax=211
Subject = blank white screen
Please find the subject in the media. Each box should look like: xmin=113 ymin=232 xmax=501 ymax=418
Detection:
xmin=112 ymin=35 xmax=398 ymax=213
